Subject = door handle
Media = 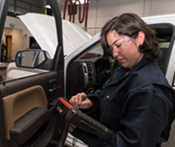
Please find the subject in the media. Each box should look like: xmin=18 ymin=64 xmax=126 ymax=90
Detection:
xmin=49 ymin=87 xmax=58 ymax=93
xmin=48 ymin=78 xmax=57 ymax=96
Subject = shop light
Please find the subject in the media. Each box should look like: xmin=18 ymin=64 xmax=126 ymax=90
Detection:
xmin=72 ymin=0 xmax=90 ymax=4
xmin=45 ymin=5 xmax=51 ymax=9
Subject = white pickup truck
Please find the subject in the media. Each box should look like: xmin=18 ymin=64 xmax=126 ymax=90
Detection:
xmin=1 ymin=0 xmax=175 ymax=146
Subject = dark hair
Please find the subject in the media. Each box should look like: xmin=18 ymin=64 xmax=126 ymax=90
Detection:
xmin=100 ymin=13 xmax=161 ymax=60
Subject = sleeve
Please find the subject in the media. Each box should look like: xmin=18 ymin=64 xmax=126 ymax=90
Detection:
xmin=80 ymin=88 xmax=102 ymax=120
xmin=107 ymin=89 xmax=170 ymax=147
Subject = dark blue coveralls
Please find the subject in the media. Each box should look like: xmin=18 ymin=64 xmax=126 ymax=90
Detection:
xmin=72 ymin=56 xmax=175 ymax=147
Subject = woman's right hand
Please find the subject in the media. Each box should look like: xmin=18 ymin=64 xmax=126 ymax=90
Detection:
xmin=69 ymin=92 xmax=93 ymax=109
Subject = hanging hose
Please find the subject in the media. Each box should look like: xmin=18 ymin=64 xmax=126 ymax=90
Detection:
xmin=78 ymin=0 xmax=86 ymax=23
xmin=63 ymin=0 xmax=89 ymax=31
xmin=63 ymin=0 xmax=67 ymax=20
xmin=63 ymin=0 xmax=72 ymax=22
xmin=72 ymin=0 xmax=87 ymax=24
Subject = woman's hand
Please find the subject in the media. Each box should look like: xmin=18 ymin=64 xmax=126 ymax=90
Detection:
xmin=69 ymin=92 xmax=93 ymax=109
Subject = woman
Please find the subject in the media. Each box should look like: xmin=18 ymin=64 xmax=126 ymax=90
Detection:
xmin=69 ymin=13 xmax=175 ymax=147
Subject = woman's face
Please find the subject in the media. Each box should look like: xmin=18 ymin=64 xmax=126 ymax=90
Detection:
xmin=106 ymin=30 xmax=144 ymax=69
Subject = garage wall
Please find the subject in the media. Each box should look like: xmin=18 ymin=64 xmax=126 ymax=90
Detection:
xmin=3 ymin=0 xmax=175 ymax=60
xmin=60 ymin=0 xmax=175 ymax=36
xmin=3 ymin=28 xmax=22 ymax=61
xmin=8 ymin=0 xmax=45 ymax=15
xmin=3 ymin=16 xmax=32 ymax=61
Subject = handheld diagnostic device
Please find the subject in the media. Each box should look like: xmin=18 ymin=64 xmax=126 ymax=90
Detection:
xmin=56 ymin=97 xmax=112 ymax=141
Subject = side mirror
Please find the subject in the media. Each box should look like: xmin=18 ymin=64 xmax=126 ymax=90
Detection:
xmin=15 ymin=50 xmax=47 ymax=68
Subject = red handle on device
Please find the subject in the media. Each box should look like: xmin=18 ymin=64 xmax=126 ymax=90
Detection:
xmin=59 ymin=98 xmax=73 ymax=109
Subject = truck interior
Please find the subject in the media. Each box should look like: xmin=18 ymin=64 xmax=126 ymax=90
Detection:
xmin=65 ymin=23 xmax=174 ymax=99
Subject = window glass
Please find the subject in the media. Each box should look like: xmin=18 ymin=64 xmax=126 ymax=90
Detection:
xmin=80 ymin=44 xmax=103 ymax=59
xmin=152 ymin=24 xmax=174 ymax=74
xmin=0 ymin=6 xmax=57 ymax=82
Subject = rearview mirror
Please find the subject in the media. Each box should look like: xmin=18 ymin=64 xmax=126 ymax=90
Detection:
xmin=15 ymin=50 xmax=47 ymax=68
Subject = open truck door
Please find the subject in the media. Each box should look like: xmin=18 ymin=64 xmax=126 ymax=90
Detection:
xmin=0 ymin=0 xmax=67 ymax=146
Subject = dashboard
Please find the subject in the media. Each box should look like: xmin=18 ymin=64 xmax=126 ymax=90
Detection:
xmin=66 ymin=53 xmax=119 ymax=99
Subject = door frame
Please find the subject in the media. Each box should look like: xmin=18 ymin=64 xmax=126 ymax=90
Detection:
xmin=0 ymin=0 xmax=65 ymax=146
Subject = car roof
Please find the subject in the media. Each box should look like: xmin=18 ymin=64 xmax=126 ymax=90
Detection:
xmin=142 ymin=14 xmax=175 ymax=25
